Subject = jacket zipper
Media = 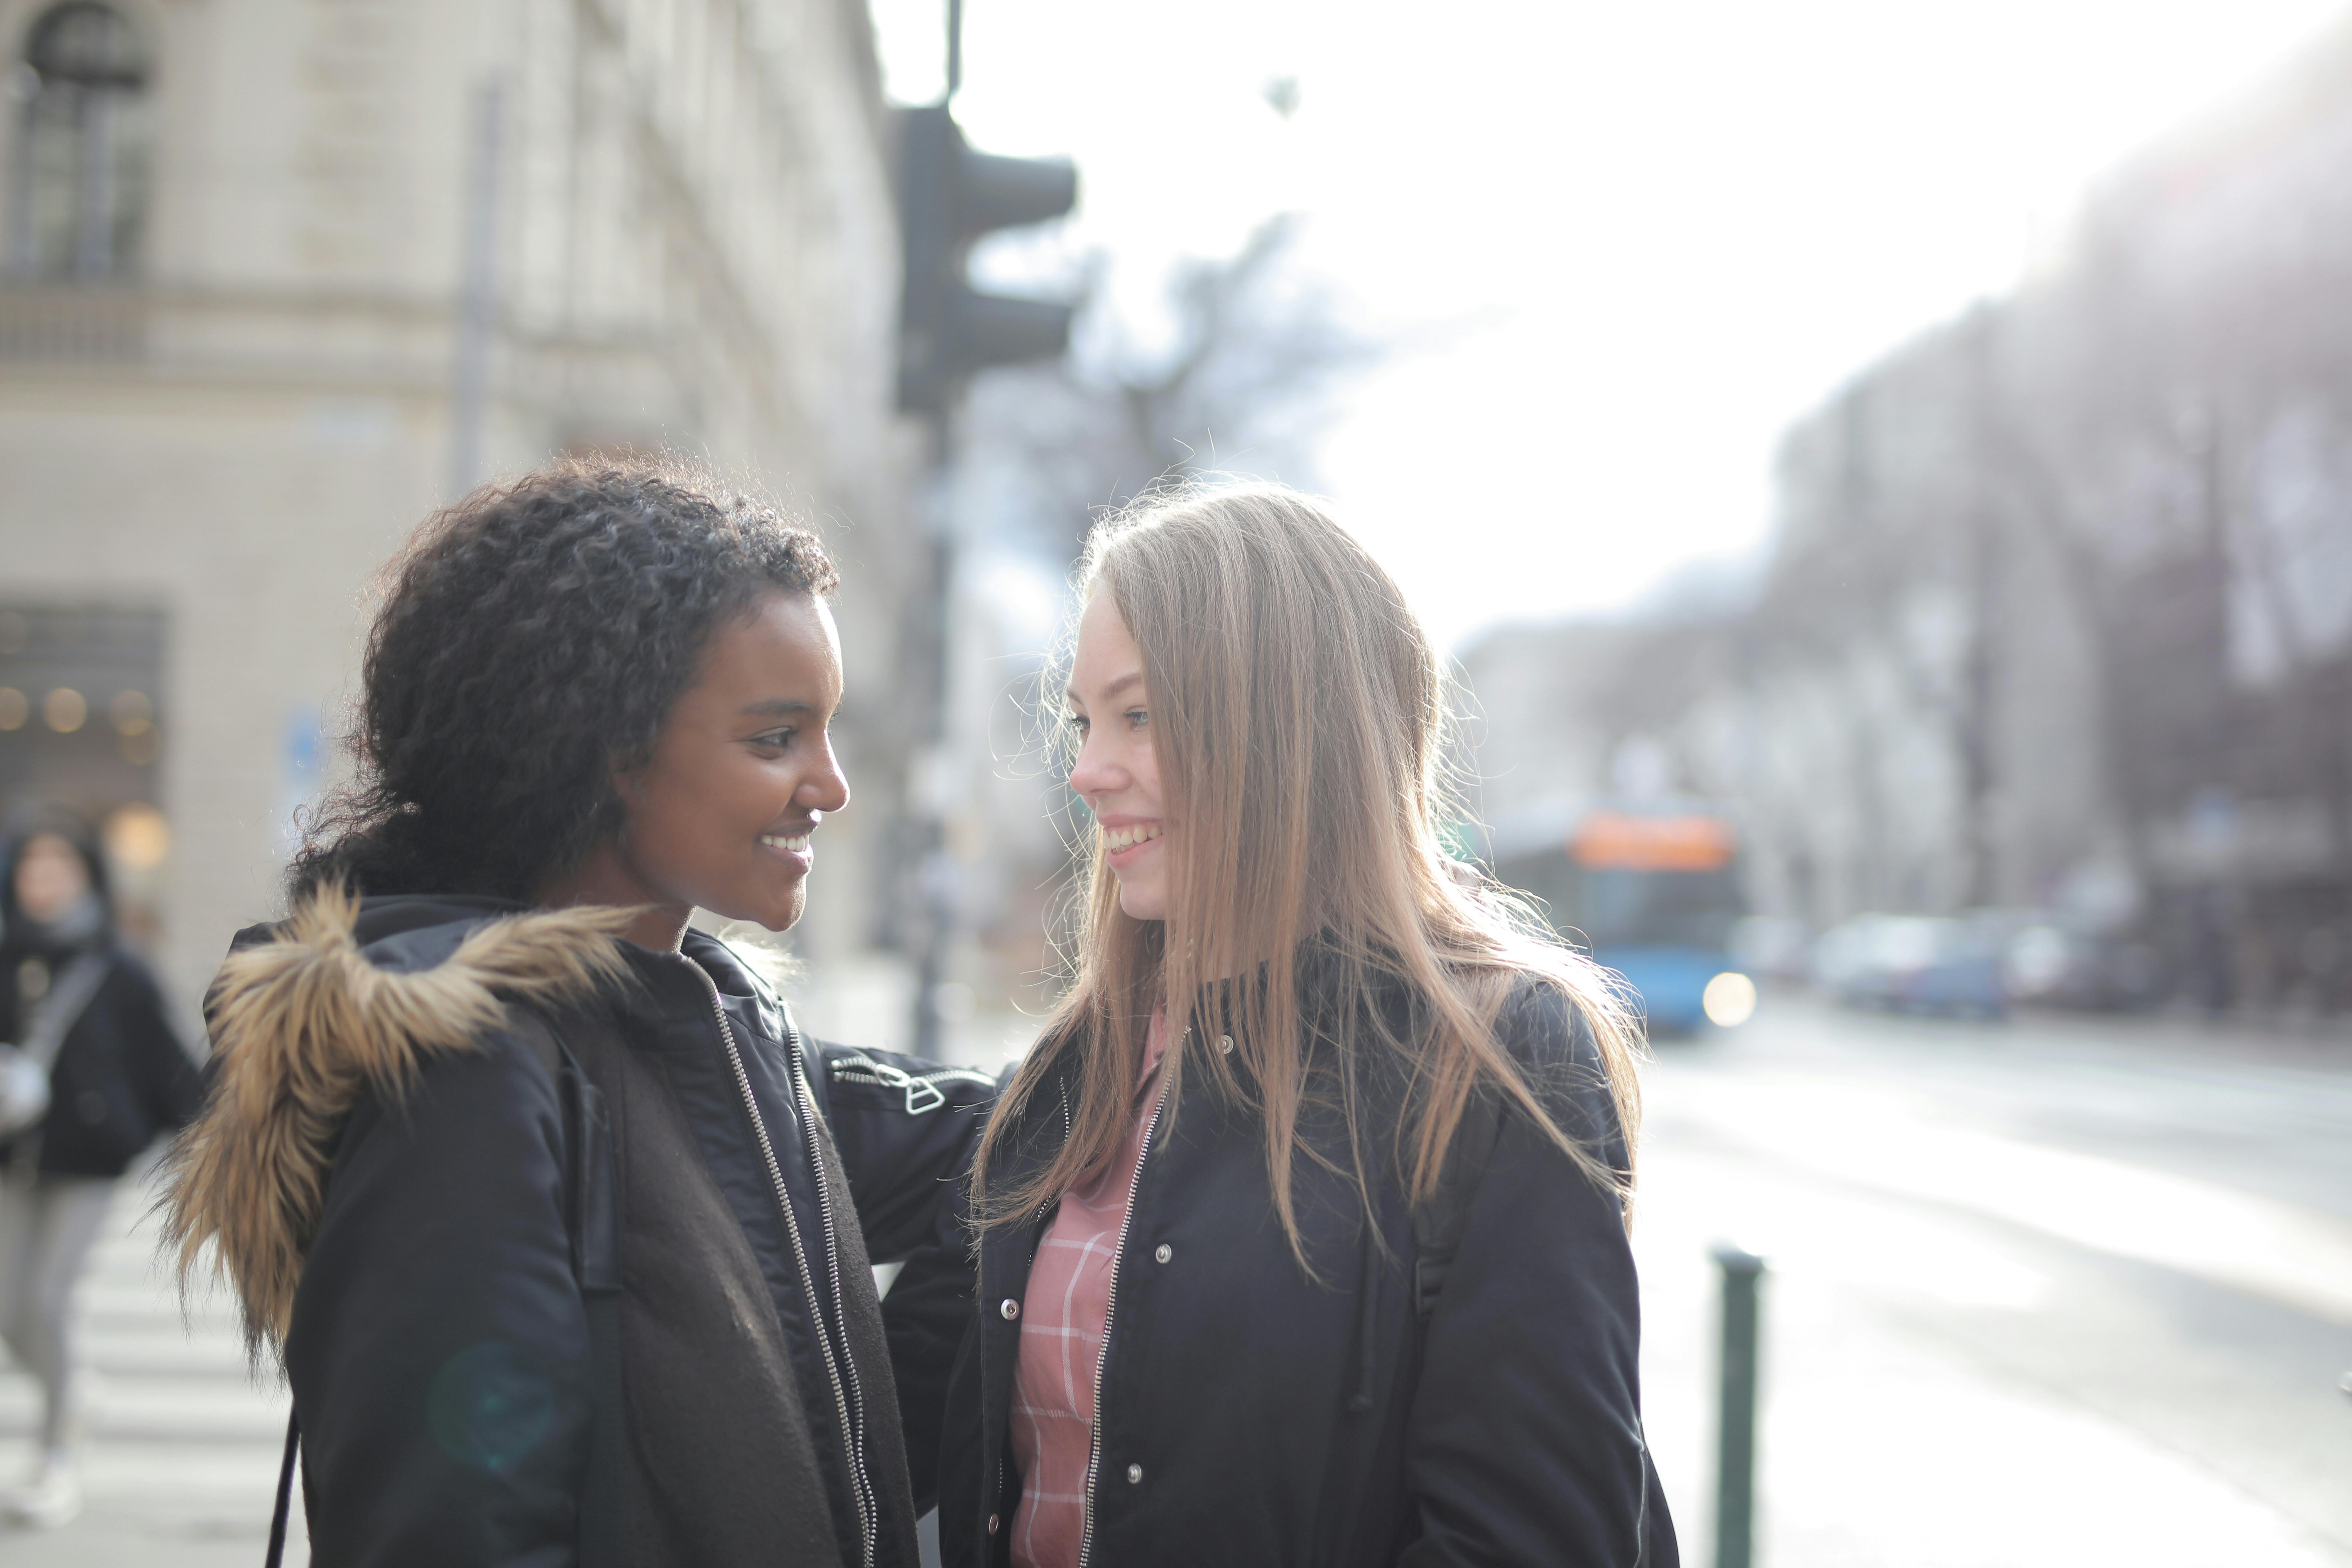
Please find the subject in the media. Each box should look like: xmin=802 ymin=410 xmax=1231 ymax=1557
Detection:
xmin=827 ymin=1050 xmax=996 ymax=1114
xmin=687 ymin=960 xmax=877 ymax=1568
xmin=1074 ymin=1067 xmax=1171 ymax=1568
xmin=786 ymin=1017 xmax=878 ymax=1568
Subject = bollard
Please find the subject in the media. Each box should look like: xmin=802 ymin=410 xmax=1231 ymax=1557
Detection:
xmin=1710 ymin=1242 xmax=1767 ymax=1568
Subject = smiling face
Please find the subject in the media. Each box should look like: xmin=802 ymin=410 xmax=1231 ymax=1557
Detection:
xmin=1067 ymin=587 xmax=1169 ymax=922
xmin=579 ymin=590 xmax=850 ymax=942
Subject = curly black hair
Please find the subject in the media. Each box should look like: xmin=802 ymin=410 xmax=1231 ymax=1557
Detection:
xmin=292 ymin=459 xmax=839 ymax=901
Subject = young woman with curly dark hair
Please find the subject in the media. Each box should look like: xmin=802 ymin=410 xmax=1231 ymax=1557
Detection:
xmin=165 ymin=460 xmax=990 ymax=1568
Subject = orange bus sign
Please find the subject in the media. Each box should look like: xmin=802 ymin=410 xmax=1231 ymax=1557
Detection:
xmin=1569 ymin=813 xmax=1736 ymax=872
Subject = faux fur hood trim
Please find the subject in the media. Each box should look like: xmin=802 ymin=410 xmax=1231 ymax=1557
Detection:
xmin=162 ymin=885 xmax=634 ymax=1357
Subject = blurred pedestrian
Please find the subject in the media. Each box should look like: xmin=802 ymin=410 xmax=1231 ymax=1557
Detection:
xmin=163 ymin=462 xmax=989 ymax=1567
xmin=942 ymin=484 xmax=1676 ymax=1567
xmin=0 ymin=818 xmax=201 ymax=1528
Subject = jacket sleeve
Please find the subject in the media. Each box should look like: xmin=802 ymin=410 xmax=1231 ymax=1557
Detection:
xmin=817 ymin=1042 xmax=996 ymax=1516
xmin=1400 ymin=987 xmax=1668 ymax=1568
xmin=284 ymin=1033 xmax=589 ymax=1568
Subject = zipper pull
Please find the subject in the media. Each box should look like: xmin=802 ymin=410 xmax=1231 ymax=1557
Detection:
xmin=836 ymin=1051 xmax=948 ymax=1115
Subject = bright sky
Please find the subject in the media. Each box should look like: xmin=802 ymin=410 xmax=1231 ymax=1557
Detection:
xmin=872 ymin=0 xmax=2348 ymax=649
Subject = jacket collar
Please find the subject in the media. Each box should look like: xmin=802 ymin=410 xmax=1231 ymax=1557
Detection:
xmin=165 ymin=886 xmax=634 ymax=1357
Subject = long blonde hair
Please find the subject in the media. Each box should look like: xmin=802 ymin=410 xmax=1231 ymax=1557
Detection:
xmin=973 ymin=482 xmax=1645 ymax=1262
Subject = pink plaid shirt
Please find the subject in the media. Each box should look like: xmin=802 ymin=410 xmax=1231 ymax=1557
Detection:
xmin=1008 ymin=1008 xmax=1170 ymax=1568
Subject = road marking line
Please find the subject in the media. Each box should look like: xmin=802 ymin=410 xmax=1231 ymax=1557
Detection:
xmin=1663 ymin=1076 xmax=2352 ymax=1326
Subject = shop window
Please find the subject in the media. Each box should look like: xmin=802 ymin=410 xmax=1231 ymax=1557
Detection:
xmin=0 ymin=604 xmax=168 ymax=944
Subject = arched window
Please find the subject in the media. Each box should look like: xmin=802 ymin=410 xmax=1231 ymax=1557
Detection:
xmin=9 ymin=2 xmax=151 ymax=280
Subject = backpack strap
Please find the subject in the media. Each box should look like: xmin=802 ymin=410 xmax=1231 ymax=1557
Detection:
xmin=1410 ymin=1091 xmax=1503 ymax=1321
xmin=554 ymin=1032 xmax=625 ymax=1568
xmin=22 ymin=949 xmax=111 ymax=1071
xmin=1406 ymin=1087 xmax=1662 ymax=1566
xmin=264 ymin=1408 xmax=298 ymax=1568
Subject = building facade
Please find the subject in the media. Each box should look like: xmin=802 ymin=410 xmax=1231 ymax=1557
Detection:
xmin=0 ymin=0 xmax=925 ymax=1011
xmin=1460 ymin=15 xmax=2352 ymax=1016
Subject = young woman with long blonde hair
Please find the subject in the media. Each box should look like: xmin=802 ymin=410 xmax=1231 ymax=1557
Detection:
xmin=938 ymin=484 xmax=1675 ymax=1567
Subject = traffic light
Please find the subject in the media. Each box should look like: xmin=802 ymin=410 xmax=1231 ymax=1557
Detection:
xmin=896 ymin=105 xmax=1078 ymax=416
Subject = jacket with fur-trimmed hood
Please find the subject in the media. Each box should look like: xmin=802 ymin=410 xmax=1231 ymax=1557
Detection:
xmin=165 ymin=890 xmax=993 ymax=1568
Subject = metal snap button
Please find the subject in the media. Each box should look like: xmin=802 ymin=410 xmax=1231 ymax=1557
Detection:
xmin=1000 ymin=1298 xmax=1020 ymax=1321
xmin=1153 ymin=1243 xmax=1172 ymax=1264
xmin=987 ymin=1513 xmax=1000 ymax=1535
xmin=1218 ymin=1033 xmax=1235 ymax=1054
xmin=1127 ymin=1463 xmax=1144 ymax=1484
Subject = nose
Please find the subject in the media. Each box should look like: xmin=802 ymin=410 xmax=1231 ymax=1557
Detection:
xmin=1068 ymin=730 xmax=1125 ymax=802
xmin=800 ymin=734 xmax=851 ymax=815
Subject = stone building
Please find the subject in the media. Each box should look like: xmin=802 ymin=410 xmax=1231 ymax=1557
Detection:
xmin=0 ymin=0 xmax=926 ymax=1012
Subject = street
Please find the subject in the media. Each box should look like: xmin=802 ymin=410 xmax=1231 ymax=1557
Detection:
xmin=1636 ymin=993 xmax=2352 ymax=1566
xmin=4 ymin=993 xmax=2348 ymax=1564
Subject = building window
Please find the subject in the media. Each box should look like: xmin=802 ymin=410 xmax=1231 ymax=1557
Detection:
xmin=9 ymin=2 xmax=150 ymax=280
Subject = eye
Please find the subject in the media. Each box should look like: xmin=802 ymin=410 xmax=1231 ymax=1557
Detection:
xmin=1066 ymin=711 xmax=1090 ymax=737
xmin=747 ymin=727 xmax=797 ymax=755
xmin=1124 ymin=708 xmax=1149 ymax=731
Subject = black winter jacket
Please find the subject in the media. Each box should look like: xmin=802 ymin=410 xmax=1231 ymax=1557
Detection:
xmin=0 ymin=940 xmax=201 ymax=1179
xmin=165 ymin=893 xmax=992 ymax=1568
xmin=940 ymin=968 xmax=1675 ymax=1568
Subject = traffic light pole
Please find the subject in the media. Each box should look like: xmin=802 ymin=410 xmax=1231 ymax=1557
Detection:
xmin=891 ymin=12 xmax=1077 ymax=1057
xmin=947 ymin=0 xmax=962 ymax=98
xmin=908 ymin=452 xmax=955 ymax=1060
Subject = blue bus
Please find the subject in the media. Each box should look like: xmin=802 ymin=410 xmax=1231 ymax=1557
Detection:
xmin=1482 ymin=801 xmax=1751 ymax=1036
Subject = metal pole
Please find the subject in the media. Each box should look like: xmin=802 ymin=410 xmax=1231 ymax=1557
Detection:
xmin=909 ymin=534 xmax=954 ymax=1060
xmin=1710 ymin=1242 xmax=1767 ymax=1568
xmin=946 ymin=0 xmax=963 ymax=99
xmin=907 ymin=443 xmax=956 ymax=1059
xmin=450 ymin=80 xmax=504 ymax=499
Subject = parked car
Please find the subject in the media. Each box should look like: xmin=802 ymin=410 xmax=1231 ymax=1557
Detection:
xmin=1814 ymin=913 xmax=2009 ymax=1018
xmin=2003 ymin=923 xmax=2164 ymax=1010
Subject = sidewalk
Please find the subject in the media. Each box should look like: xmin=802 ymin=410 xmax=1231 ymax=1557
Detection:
xmin=0 ymin=1172 xmax=303 ymax=1566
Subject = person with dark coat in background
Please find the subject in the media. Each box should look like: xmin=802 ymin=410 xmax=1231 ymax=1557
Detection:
xmin=0 ymin=819 xmax=202 ymax=1528
xmin=163 ymin=462 xmax=993 ymax=1568
xmin=940 ymin=485 xmax=1676 ymax=1568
